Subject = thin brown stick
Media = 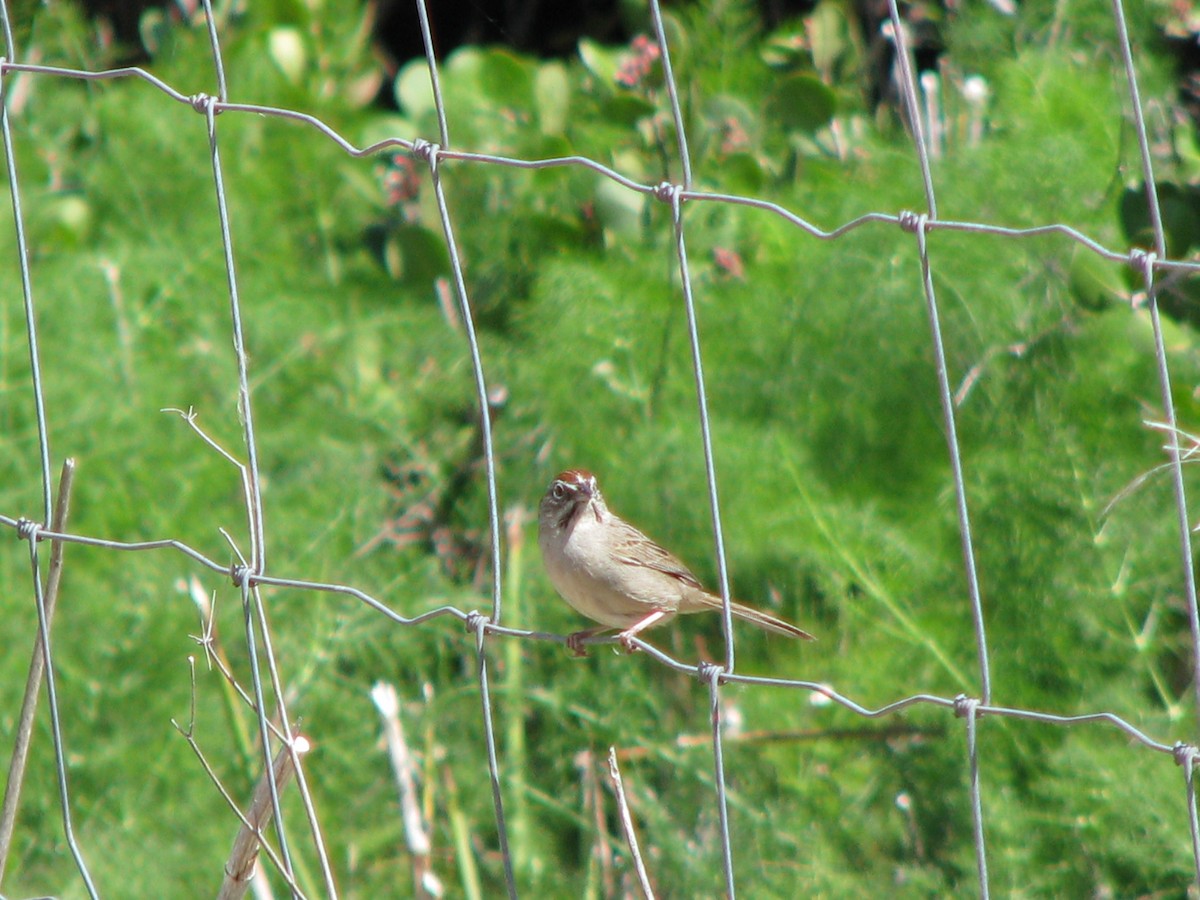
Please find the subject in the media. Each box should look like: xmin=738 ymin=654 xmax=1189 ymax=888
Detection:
xmin=371 ymin=682 xmax=440 ymax=898
xmin=672 ymin=722 xmax=939 ymax=749
xmin=217 ymin=737 xmax=309 ymax=900
xmin=607 ymin=747 xmax=654 ymax=899
xmin=170 ymin=660 xmax=302 ymax=899
xmin=576 ymin=749 xmax=613 ymax=898
xmin=0 ymin=458 xmax=76 ymax=885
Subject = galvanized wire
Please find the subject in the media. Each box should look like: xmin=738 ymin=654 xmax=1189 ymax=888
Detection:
xmin=1110 ymin=0 xmax=1200 ymax=732
xmin=1 ymin=0 xmax=1199 ymax=896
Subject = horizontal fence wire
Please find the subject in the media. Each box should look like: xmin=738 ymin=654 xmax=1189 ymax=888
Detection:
xmin=1 ymin=0 xmax=1199 ymax=896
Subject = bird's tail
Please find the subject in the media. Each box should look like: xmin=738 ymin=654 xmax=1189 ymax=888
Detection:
xmin=730 ymin=600 xmax=815 ymax=640
xmin=689 ymin=591 xmax=815 ymax=640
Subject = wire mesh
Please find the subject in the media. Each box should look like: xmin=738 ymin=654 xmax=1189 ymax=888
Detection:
xmin=1 ymin=0 xmax=1200 ymax=896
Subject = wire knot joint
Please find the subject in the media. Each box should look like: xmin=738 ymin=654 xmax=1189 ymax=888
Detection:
xmin=464 ymin=609 xmax=491 ymax=637
xmin=229 ymin=563 xmax=251 ymax=588
xmin=410 ymin=139 xmax=440 ymax=170
xmin=953 ymin=693 xmax=980 ymax=719
xmin=697 ymin=660 xmax=725 ymax=688
xmin=16 ymin=517 xmax=41 ymax=542
xmin=1174 ymin=742 xmax=1198 ymax=770
xmin=188 ymin=93 xmax=218 ymax=116
xmin=652 ymin=181 xmax=681 ymax=205
xmin=898 ymin=210 xmax=925 ymax=234
xmin=1128 ymin=248 xmax=1156 ymax=280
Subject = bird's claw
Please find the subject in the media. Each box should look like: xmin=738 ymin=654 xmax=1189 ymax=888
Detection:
xmin=565 ymin=631 xmax=591 ymax=657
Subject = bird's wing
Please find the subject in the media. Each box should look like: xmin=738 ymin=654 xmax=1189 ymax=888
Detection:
xmin=610 ymin=525 xmax=705 ymax=589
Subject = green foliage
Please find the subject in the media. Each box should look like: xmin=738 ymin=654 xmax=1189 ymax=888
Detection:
xmin=1 ymin=0 xmax=1199 ymax=897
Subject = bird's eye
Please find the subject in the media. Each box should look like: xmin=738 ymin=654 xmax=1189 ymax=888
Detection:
xmin=552 ymin=483 xmax=567 ymax=500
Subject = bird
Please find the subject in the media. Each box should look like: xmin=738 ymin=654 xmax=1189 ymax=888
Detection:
xmin=537 ymin=468 xmax=815 ymax=655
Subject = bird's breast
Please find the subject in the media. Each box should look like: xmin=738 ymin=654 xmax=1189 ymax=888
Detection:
xmin=539 ymin=516 xmax=680 ymax=629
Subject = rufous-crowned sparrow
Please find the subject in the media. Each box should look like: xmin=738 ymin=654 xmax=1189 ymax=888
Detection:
xmin=538 ymin=469 xmax=815 ymax=654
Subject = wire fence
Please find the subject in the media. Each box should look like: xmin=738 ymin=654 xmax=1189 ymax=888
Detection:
xmin=2 ymin=0 xmax=1200 ymax=896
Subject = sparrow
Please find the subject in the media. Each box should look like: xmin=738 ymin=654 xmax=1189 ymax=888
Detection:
xmin=537 ymin=469 xmax=815 ymax=654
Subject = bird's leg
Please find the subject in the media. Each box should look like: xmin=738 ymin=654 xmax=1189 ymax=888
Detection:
xmin=617 ymin=610 xmax=668 ymax=653
xmin=566 ymin=625 xmax=612 ymax=657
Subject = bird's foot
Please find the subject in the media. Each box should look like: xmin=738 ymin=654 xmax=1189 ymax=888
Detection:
xmin=565 ymin=630 xmax=593 ymax=657
xmin=617 ymin=630 xmax=641 ymax=654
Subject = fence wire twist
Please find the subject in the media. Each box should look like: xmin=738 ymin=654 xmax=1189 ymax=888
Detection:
xmin=2 ymin=0 xmax=1200 ymax=896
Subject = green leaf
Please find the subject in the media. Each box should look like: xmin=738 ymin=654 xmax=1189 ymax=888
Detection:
xmin=807 ymin=0 xmax=857 ymax=78
xmin=602 ymin=92 xmax=658 ymax=126
xmin=267 ymin=26 xmax=307 ymax=84
xmin=138 ymin=8 xmax=170 ymax=57
xmin=1177 ymin=126 xmax=1200 ymax=183
xmin=767 ymin=74 xmax=837 ymax=132
xmin=715 ymin=152 xmax=766 ymax=192
xmin=702 ymin=94 xmax=759 ymax=164
xmin=593 ymin=177 xmax=644 ymax=236
xmin=360 ymin=115 xmax=416 ymax=151
xmin=444 ymin=46 xmax=486 ymax=89
xmin=578 ymin=37 xmax=621 ymax=86
xmin=31 ymin=192 xmax=93 ymax=249
xmin=658 ymin=12 xmax=689 ymax=76
xmin=705 ymin=93 xmax=758 ymax=136
xmin=535 ymin=61 xmax=571 ymax=136
xmin=1119 ymin=182 xmax=1200 ymax=258
xmin=394 ymin=57 xmax=436 ymax=121
xmin=761 ymin=24 xmax=809 ymax=70
xmin=476 ymin=48 xmax=536 ymax=109
xmin=1067 ymin=246 xmax=1125 ymax=312
xmin=369 ymin=224 xmax=451 ymax=285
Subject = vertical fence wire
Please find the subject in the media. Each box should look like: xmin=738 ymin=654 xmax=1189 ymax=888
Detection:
xmin=1178 ymin=744 xmax=1200 ymax=890
xmin=887 ymin=1 xmax=992 ymax=706
xmin=200 ymin=97 xmax=267 ymax=574
xmin=414 ymin=0 xmax=450 ymax=149
xmin=664 ymin=183 xmax=739 ymax=677
xmin=0 ymin=0 xmax=51 ymax=526
xmin=910 ymin=213 xmax=992 ymax=704
xmin=411 ymin=0 xmax=514 ymax=890
xmin=412 ymin=2 xmax=504 ymax=629
xmin=247 ymin=581 xmax=339 ymax=898
xmin=647 ymin=7 xmax=745 ymax=881
xmin=417 ymin=131 xmax=517 ymax=900
xmin=194 ymin=4 xmax=305 ymax=889
xmin=884 ymin=0 xmax=937 ymax=221
xmin=0 ymin=460 xmax=72 ymax=884
xmin=960 ymin=697 xmax=990 ymax=899
xmin=200 ymin=0 xmax=227 ymax=103
xmin=3 ymin=0 xmax=1200 ymax=896
xmin=473 ymin=615 xmax=518 ymax=898
xmin=238 ymin=578 xmax=297 ymax=885
xmin=22 ymin=528 xmax=98 ymax=897
xmin=649 ymin=0 xmax=692 ymax=190
xmin=663 ymin=177 xmax=745 ymax=882
xmin=867 ymin=21 xmax=1003 ymax=884
xmin=1109 ymin=0 xmax=1200 ymax=730
xmin=647 ymin=0 xmax=739 ymax=678
xmin=702 ymin=665 xmax=737 ymax=899
xmin=0 ymin=0 xmax=95 ymax=891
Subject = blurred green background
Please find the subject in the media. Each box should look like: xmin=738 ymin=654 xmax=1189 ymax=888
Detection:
xmin=3 ymin=0 xmax=1200 ymax=895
